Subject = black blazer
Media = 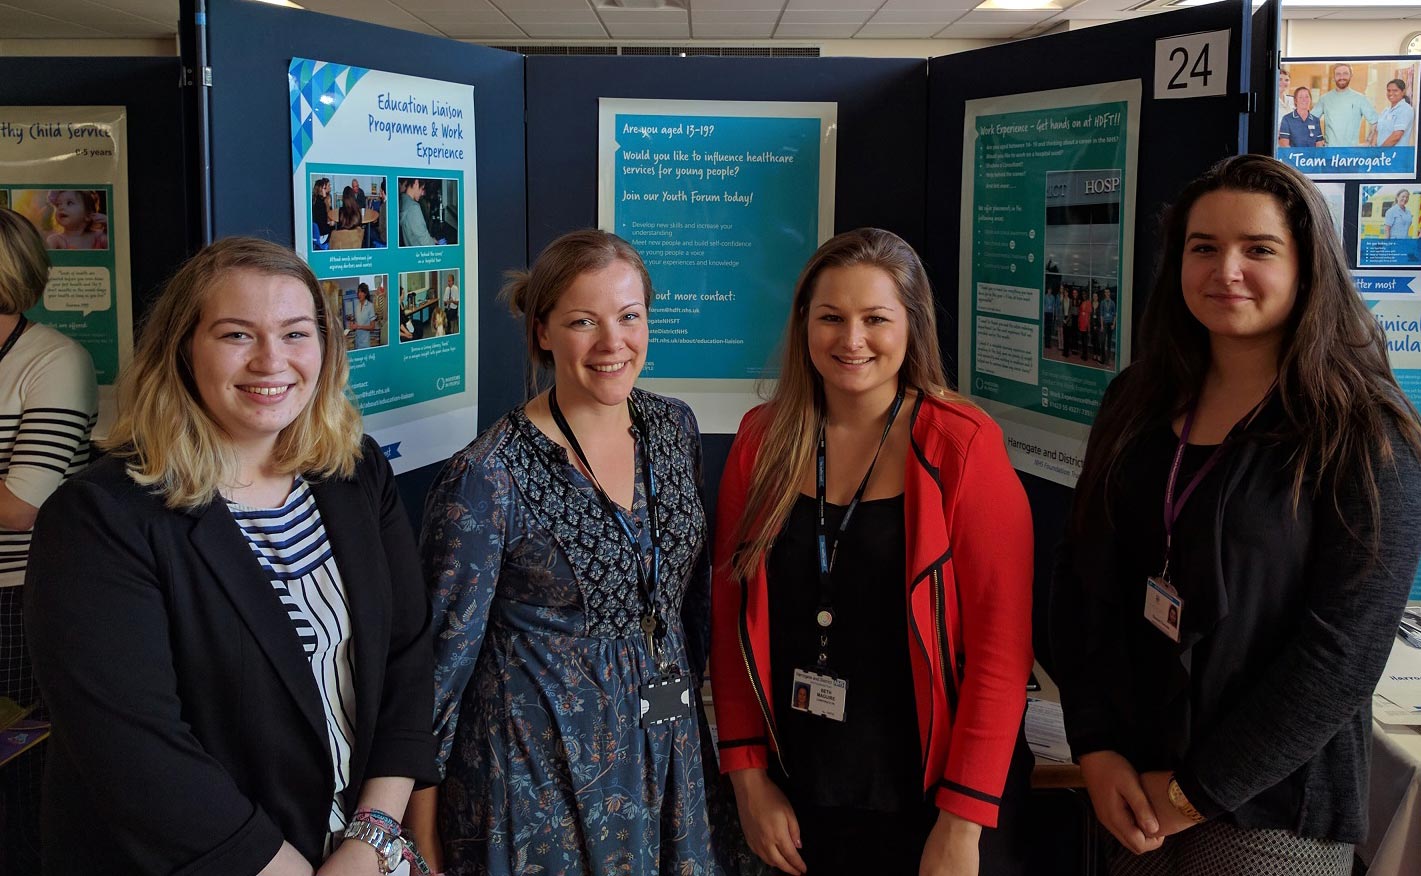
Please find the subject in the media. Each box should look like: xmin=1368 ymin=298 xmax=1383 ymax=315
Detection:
xmin=25 ymin=437 xmax=437 ymax=875
xmin=1050 ymin=384 xmax=1421 ymax=843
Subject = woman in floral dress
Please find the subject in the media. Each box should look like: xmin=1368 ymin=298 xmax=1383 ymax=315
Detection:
xmin=406 ymin=230 xmax=721 ymax=876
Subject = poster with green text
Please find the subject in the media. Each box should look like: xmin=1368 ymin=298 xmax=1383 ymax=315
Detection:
xmin=959 ymin=81 xmax=1141 ymax=487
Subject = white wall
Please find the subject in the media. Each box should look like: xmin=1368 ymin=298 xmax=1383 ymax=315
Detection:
xmin=0 ymin=38 xmax=176 ymax=56
xmin=1283 ymin=19 xmax=1417 ymax=57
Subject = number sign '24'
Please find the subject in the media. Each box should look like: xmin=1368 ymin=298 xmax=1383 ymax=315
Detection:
xmin=1154 ymin=30 xmax=1231 ymax=100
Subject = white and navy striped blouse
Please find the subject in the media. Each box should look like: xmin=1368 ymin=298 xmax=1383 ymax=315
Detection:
xmin=229 ymin=479 xmax=356 ymax=832
xmin=0 ymin=323 xmax=98 ymax=588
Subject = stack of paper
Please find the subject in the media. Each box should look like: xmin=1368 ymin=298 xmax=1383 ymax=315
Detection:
xmin=1026 ymin=697 xmax=1073 ymax=763
xmin=1374 ymin=636 xmax=1421 ymax=726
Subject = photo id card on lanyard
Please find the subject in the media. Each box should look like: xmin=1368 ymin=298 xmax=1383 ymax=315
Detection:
xmin=795 ymin=384 xmax=906 ymax=722
xmin=548 ymin=389 xmax=691 ymax=728
xmin=1148 ymin=396 xmax=1267 ymax=642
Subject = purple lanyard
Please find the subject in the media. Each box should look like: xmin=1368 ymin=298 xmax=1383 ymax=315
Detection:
xmin=1160 ymin=408 xmax=1230 ymax=581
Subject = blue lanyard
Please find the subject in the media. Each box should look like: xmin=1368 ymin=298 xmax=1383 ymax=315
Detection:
xmin=548 ymin=388 xmax=666 ymax=665
xmin=812 ymin=383 xmax=906 ymax=668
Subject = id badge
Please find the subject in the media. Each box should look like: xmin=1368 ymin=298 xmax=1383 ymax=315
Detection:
xmin=791 ymin=667 xmax=848 ymax=722
xmin=639 ymin=673 xmax=692 ymax=727
xmin=1144 ymin=575 xmax=1183 ymax=642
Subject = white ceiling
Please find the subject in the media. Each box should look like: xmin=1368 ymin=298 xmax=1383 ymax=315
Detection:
xmin=0 ymin=0 xmax=1419 ymax=42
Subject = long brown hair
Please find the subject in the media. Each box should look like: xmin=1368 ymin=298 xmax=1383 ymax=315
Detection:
xmin=1073 ymin=154 xmax=1421 ymax=541
xmin=731 ymin=228 xmax=961 ymax=581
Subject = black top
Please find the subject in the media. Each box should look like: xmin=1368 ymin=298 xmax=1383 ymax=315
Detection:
xmin=1051 ymin=376 xmax=1421 ymax=843
xmin=767 ymin=493 xmax=923 ymax=812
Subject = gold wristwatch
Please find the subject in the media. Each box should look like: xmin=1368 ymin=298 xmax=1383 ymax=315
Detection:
xmin=1167 ymin=773 xmax=1205 ymax=823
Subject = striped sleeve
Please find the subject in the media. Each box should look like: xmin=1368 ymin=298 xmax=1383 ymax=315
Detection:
xmin=2 ymin=341 xmax=98 ymax=510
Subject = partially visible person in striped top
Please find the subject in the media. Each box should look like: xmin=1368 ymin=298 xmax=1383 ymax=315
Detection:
xmin=0 ymin=206 xmax=97 ymax=874
xmin=26 ymin=236 xmax=435 ymax=876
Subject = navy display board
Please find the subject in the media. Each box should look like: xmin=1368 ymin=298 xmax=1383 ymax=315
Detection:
xmin=0 ymin=57 xmax=198 ymax=321
xmin=925 ymin=0 xmax=1252 ymax=663
xmin=1249 ymin=0 xmax=1284 ymax=156
xmin=526 ymin=55 xmax=927 ymax=514
xmin=185 ymin=0 xmax=526 ymax=520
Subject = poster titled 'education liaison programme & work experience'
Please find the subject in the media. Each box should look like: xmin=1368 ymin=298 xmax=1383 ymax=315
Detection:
xmin=291 ymin=59 xmax=476 ymax=473
xmin=960 ymin=81 xmax=1140 ymax=488
xmin=0 ymin=106 xmax=133 ymax=437
xmin=599 ymin=98 xmax=836 ymax=433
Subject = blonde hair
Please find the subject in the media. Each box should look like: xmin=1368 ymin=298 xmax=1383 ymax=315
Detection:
xmin=501 ymin=229 xmax=652 ymax=393
xmin=732 ymin=228 xmax=961 ymax=582
xmin=0 ymin=207 xmax=50 ymax=314
xmin=104 ymin=236 xmax=363 ymax=509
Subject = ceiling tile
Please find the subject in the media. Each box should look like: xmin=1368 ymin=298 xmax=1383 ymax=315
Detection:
xmin=774 ymin=19 xmax=859 ymax=36
xmin=695 ymin=20 xmax=775 ymax=36
xmin=400 ymin=0 xmax=501 ymax=12
xmin=856 ymin=20 xmax=946 ymax=36
xmin=692 ymin=9 xmax=778 ymax=21
xmin=780 ymin=9 xmax=871 ymax=22
xmin=689 ymin=0 xmax=787 ymax=9
xmin=419 ymin=16 xmax=528 ymax=36
xmin=783 ymin=0 xmax=881 ymax=10
xmin=957 ymin=8 xmax=1057 ymax=23
xmin=866 ymin=9 xmax=961 ymax=23
xmin=878 ymin=0 xmax=977 ymax=10
xmin=0 ymin=2 xmax=110 ymax=35
xmin=5 ymin=0 xmax=170 ymax=32
xmin=935 ymin=20 xmax=1026 ymax=38
xmin=521 ymin=19 xmax=610 ymax=34
xmin=598 ymin=7 xmax=690 ymax=38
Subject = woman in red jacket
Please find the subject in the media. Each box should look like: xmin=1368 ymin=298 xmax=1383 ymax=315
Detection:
xmin=709 ymin=228 xmax=1034 ymax=876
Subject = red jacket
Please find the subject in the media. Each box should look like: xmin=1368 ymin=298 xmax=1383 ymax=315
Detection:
xmin=709 ymin=393 xmax=1033 ymax=827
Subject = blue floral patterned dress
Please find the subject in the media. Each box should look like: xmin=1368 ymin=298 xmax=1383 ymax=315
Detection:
xmin=424 ymin=389 xmax=722 ymax=876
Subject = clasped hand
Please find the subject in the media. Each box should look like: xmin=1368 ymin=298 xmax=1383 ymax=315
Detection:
xmin=1078 ymin=751 xmax=1199 ymax=855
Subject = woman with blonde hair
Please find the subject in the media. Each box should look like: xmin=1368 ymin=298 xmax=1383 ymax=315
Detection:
xmin=26 ymin=236 xmax=436 ymax=875
xmin=0 ymin=206 xmax=97 ymax=873
xmin=709 ymin=228 xmax=1034 ymax=875
xmin=406 ymin=229 xmax=721 ymax=875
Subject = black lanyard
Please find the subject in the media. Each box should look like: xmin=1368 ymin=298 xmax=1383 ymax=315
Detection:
xmin=0 ymin=316 xmax=27 ymax=367
xmin=547 ymin=388 xmax=667 ymax=667
xmin=813 ymin=383 xmax=906 ymax=668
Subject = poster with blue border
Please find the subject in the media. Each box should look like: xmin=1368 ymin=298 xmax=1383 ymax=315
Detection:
xmin=598 ymin=98 xmax=837 ymax=433
xmin=0 ymin=106 xmax=133 ymax=437
xmin=1276 ymin=57 xmax=1420 ymax=180
xmin=1365 ymin=292 xmax=1421 ymax=601
xmin=290 ymin=58 xmax=477 ymax=473
xmin=959 ymin=81 xmax=1141 ymax=488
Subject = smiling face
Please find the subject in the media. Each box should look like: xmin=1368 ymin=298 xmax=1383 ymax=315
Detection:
xmin=536 ymin=260 xmax=648 ymax=409
xmin=1180 ymin=189 xmax=1299 ymax=354
xmin=1334 ymin=65 xmax=1352 ymax=90
xmin=1388 ymin=82 xmax=1405 ymax=106
xmin=1279 ymin=71 xmax=1290 ymax=96
xmin=188 ymin=270 xmax=323 ymax=464
xmin=1295 ymin=87 xmax=1312 ymax=116
xmin=1400 ymin=190 xmax=1412 ymax=209
xmin=806 ymin=264 xmax=909 ymax=406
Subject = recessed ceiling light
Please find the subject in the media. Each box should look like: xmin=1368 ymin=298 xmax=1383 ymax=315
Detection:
xmin=252 ymin=0 xmax=304 ymax=7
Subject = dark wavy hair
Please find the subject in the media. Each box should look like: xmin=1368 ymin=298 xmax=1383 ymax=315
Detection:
xmin=1073 ymin=154 xmax=1421 ymax=544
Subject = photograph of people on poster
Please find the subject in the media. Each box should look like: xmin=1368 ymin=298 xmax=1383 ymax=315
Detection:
xmin=309 ymin=174 xmax=388 ymax=251
xmin=319 ymin=274 xmax=389 ymax=351
xmin=396 ymin=176 xmax=458 ymax=248
xmin=1277 ymin=57 xmax=1419 ymax=179
xmin=1040 ymin=170 xmax=1120 ymax=372
xmin=1358 ymin=183 xmax=1420 ymax=268
xmin=396 ymin=269 xmax=462 ymax=341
